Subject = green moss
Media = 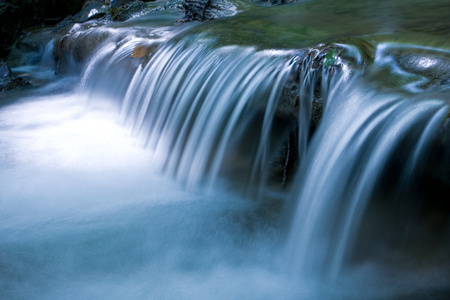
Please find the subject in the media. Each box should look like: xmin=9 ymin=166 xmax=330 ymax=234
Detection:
xmin=324 ymin=49 xmax=337 ymax=67
xmin=109 ymin=7 xmax=125 ymax=20
xmin=180 ymin=0 xmax=450 ymax=51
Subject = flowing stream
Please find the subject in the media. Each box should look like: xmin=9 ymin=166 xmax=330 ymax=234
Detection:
xmin=1 ymin=1 xmax=450 ymax=299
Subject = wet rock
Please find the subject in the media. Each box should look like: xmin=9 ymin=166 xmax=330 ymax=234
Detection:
xmin=53 ymin=26 xmax=112 ymax=75
xmin=181 ymin=0 xmax=211 ymax=21
xmin=180 ymin=0 xmax=236 ymax=22
xmin=111 ymin=0 xmax=131 ymax=8
xmin=276 ymin=44 xmax=346 ymax=126
xmin=110 ymin=0 xmax=159 ymax=12
xmin=87 ymin=10 xmax=107 ymax=20
xmin=278 ymin=81 xmax=300 ymax=121
xmin=80 ymin=1 xmax=108 ymax=21
xmin=396 ymin=52 xmax=450 ymax=81
xmin=57 ymin=0 xmax=107 ymax=25
xmin=271 ymin=45 xmax=344 ymax=187
xmin=113 ymin=1 xmax=148 ymax=21
xmin=269 ymin=128 xmax=299 ymax=188
xmin=267 ymin=0 xmax=295 ymax=6
xmin=277 ymin=40 xmax=373 ymax=125
xmin=203 ymin=0 xmax=237 ymax=20
xmin=271 ymin=42 xmax=374 ymax=187
xmin=38 ymin=0 xmax=172 ymax=75
xmin=131 ymin=42 xmax=159 ymax=66
xmin=0 ymin=62 xmax=30 ymax=92
xmin=385 ymin=47 xmax=450 ymax=92
xmin=0 ymin=62 xmax=13 ymax=79
xmin=132 ymin=43 xmax=157 ymax=58
xmin=61 ymin=0 xmax=162 ymax=23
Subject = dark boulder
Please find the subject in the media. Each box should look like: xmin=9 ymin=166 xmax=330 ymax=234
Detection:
xmin=109 ymin=0 xmax=157 ymax=8
xmin=181 ymin=0 xmax=211 ymax=21
xmin=0 ymin=62 xmax=13 ymax=80
xmin=276 ymin=44 xmax=347 ymax=127
xmin=271 ymin=41 xmax=375 ymax=187
xmin=0 ymin=62 xmax=29 ymax=92
xmin=267 ymin=0 xmax=294 ymax=5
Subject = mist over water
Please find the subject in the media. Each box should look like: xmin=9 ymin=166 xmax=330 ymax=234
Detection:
xmin=0 ymin=90 xmax=358 ymax=300
xmin=1 ymin=1 xmax=450 ymax=298
xmin=0 ymin=90 xmax=284 ymax=300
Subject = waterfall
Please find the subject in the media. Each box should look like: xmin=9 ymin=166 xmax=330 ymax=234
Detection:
xmin=77 ymin=36 xmax=449 ymax=283
xmin=3 ymin=1 xmax=450 ymax=297
xmin=80 ymin=37 xmax=297 ymax=190
xmin=284 ymin=43 xmax=450 ymax=282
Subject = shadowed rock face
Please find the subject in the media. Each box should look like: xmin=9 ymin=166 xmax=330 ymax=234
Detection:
xmin=0 ymin=0 xmax=85 ymax=58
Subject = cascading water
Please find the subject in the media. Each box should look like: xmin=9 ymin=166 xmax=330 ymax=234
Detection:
xmin=80 ymin=37 xmax=297 ymax=191
xmin=1 ymin=8 xmax=449 ymax=299
xmin=285 ymin=77 xmax=449 ymax=280
xmin=78 ymin=34 xmax=449 ymax=287
xmin=284 ymin=43 xmax=450 ymax=283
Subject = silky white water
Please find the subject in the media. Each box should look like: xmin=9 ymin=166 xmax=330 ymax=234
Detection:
xmin=0 ymin=82 xmax=392 ymax=300
xmin=0 ymin=87 xmax=283 ymax=300
xmin=1 ymin=28 xmax=449 ymax=299
xmin=284 ymin=44 xmax=450 ymax=283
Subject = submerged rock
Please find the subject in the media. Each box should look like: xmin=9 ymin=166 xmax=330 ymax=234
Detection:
xmin=395 ymin=52 xmax=450 ymax=81
xmin=376 ymin=46 xmax=450 ymax=92
xmin=131 ymin=43 xmax=158 ymax=58
xmin=396 ymin=51 xmax=450 ymax=92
